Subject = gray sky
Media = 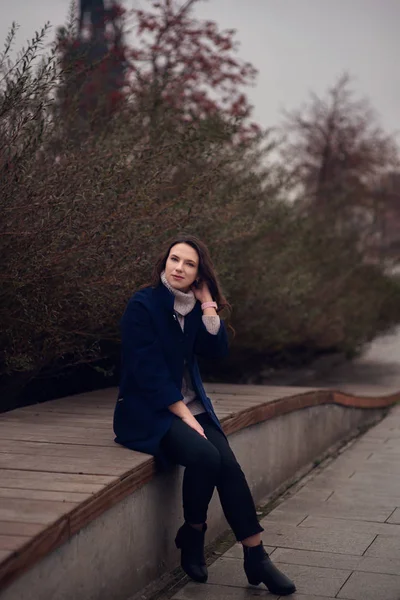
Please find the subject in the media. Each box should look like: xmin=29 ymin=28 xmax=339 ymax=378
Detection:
xmin=1 ymin=0 xmax=399 ymax=135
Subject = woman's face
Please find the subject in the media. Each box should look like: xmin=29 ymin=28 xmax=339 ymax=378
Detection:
xmin=165 ymin=243 xmax=199 ymax=292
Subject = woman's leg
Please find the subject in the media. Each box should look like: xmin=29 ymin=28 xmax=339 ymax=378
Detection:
xmin=197 ymin=414 xmax=296 ymax=596
xmin=160 ymin=416 xmax=222 ymax=583
xmin=196 ymin=413 xmax=263 ymax=542
xmin=160 ymin=415 xmax=221 ymax=525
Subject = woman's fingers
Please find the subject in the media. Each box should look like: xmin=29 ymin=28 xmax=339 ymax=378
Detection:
xmin=195 ymin=423 xmax=207 ymax=439
xmin=199 ymin=426 xmax=207 ymax=439
xmin=183 ymin=416 xmax=207 ymax=439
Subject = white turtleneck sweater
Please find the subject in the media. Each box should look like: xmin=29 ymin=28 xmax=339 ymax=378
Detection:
xmin=161 ymin=271 xmax=220 ymax=416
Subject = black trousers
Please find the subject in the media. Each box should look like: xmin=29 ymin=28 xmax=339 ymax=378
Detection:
xmin=160 ymin=412 xmax=264 ymax=542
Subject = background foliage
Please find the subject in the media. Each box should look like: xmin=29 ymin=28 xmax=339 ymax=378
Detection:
xmin=1 ymin=0 xmax=399 ymax=409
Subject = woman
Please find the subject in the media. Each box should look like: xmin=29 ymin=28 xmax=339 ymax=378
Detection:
xmin=113 ymin=236 xmax=295 ymax=597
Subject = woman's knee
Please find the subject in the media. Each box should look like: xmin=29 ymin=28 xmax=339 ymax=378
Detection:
xmin=220 ymin=454 xmax=245 ymax=478
xmin=194 ymin=443 xmax=221 ymax=473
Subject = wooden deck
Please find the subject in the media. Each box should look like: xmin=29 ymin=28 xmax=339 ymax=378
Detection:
xmin=0 ymin=383 xmax=399 ymax=592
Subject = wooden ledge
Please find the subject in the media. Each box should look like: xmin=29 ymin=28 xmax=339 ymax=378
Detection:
xmin=222 ymin=388 xmax=400 ymax=436
xmin=0 ymin=386 xmax=399 ymax=591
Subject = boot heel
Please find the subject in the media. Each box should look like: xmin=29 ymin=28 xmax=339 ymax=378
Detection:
xmin=247 ymin=576 xmax=261 ymax=586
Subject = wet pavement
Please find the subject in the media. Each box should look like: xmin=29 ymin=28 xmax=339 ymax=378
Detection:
xmin=172 ymin=404 xmax=400 ymax=600
xmin=306 ymin=325 xmax=400 ymax=396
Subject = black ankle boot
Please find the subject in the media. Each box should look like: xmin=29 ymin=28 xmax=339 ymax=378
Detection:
xmin=243 ymin=543 xmax=296 ymax=596
xmin=175 ymin=523 xmax=208 ymax=583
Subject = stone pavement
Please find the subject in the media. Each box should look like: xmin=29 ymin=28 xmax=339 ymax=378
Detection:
xmin=172 ymin=404 xmax=400 ymax=600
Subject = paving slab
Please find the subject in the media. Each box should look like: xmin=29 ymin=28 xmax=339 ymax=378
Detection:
xmin=346 ymin=471 xmax=400 ymax=487
xmin=324 ymin=491 xmax=398 ymax=507
xmin=258 ymin=522 xmax=375 ymax=556
xmin=337 ymin=571 xmax=400 ymax=600
xmin=387 ymin=508 xmax=400 ymax=524
xmin=293 ymin=488 xmax=334 ymax=502
xmin=298 ymin=515 xmax=400 ymax=537
xmin=270 ymin=548 xmax=361 ymax=571
xmin=268 ymin=500 xmax=394 ymax=523
xmin=263 ymin=510 xmax=308 ymax=526
xmin=172 ymin=582 xmax=273 ymax=600
xmin=271 ymin=548 xmax=400 ymax=576
xmin=364 ymin=534 xmax=400 ymax=558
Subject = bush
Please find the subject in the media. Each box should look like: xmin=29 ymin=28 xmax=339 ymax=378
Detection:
xmin=1 ymin=20 xmax=400 ymax=408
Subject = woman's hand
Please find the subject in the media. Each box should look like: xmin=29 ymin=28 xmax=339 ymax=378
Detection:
xmin=168 ymin=401 xmax=207 ymax=438
xmin=191 ymin=280 xmax=213 ymax=304
xmin=182 ymin=414 xmax=207 ymax=439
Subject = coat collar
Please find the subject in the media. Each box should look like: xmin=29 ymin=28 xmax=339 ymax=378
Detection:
xmin=153 ymin=282 xmax=175 ymax=312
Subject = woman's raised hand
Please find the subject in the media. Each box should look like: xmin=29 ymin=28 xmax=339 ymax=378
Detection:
xmin=191 ymin=280 xmax=213 ymax=305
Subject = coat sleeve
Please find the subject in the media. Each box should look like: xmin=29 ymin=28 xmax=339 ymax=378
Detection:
xmin=121 ymin=298 xmax=183 ymax=410
xmin=194 ymin=318 xmax=229 ymax=359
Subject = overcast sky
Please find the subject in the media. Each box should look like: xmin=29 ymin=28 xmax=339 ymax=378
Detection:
xmin=1 ymin=0 xmax=399 ymax=135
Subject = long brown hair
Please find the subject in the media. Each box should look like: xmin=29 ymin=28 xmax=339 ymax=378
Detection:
xmin=145 ymin=235 xmax=231 ymax=316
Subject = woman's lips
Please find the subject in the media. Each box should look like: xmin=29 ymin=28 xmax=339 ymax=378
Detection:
xmin=172 ymin=275 xmax=184 ymax=280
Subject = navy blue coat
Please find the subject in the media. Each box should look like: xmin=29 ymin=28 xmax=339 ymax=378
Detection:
xmin=113 ymin=283 xmax=229 ymax=466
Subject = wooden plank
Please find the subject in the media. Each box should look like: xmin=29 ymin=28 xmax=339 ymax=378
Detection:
xmin=213 ymin=398 xmax=263 ymax=408
xmin=0 ymin=470 xmax=115 ymax=493
xmin=0 ymin=522 xmax=45 ymax=537
xmin=1 ymin=411 xmax=111 ymax=420
xmin=2 ymin=407 xmax=112 ymax=419
xmin=0 ymin=440 xmax=136 ymax=461
xmin=0 ymin=535 xmax=30 ymax=552
xmin=46 ymin=389 xmax=116 ymax=402
xmin=1 ymin=415 xmax=111 ymax=429
xmin=0 ymin=452 xmax=146 ymax=476
xmin=0 ymin=422 xmax=111 ymax=433
xmin=214 ymin=409 xmax=234 ymax=416
xmin=17 ymin=391 xmax=116 ymax=410
xmin=213 ymin=394 xmax=276 ymax=403
xmin=0 ymin=427 xmax=117 ymax=446
xmin=1 ymin=411 xmax=112 ymax=422
xmin=0 ymin=469 xmax=115 ymax=494
xmin=0 ymin=488 xmax=92 ymax=503
xmin=0 ymin=425 xmax=112 ymax=448
xmin=0 ymin=422 xmax=109 ymax=438
xmin=0 ymin=498 xmax=76 ymax=525
xmin=22 ymin=409 xmax=114 ymax=418
xmin=17 ymin=404 xmax=114 ymax=415
xmin=205 ymin=383 xmax=317 ymax=396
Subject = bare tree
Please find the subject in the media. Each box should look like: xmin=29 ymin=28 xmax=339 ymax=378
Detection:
xmin=282 ymin=74 xmax=398 ymax=230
